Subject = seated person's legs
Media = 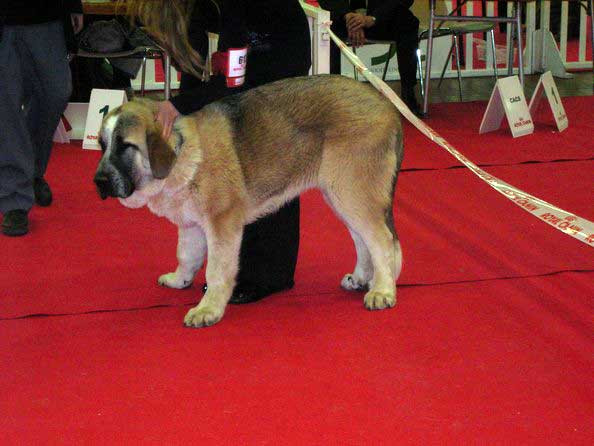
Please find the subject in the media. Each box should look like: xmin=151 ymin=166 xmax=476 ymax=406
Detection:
xmin=367 ymin=7 xmax=422 ymax=115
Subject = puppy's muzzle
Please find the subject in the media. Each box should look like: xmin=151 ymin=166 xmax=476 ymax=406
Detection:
xmin=94 ymin=173 xmax=113 ymax=200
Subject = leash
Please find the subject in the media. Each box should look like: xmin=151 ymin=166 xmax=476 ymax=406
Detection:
xmin=321 ymin=23 xmax=594 ymax=248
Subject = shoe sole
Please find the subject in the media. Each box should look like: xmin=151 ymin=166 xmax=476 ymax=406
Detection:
xmin=228 ymin=283 xmax=294 ymax=305
xmin=2 ymin=227 xmax=29 ymax=236
xmin=34 ymin=181 xmax=53 ymax=207
xmin=35 ymin=197 xmax=52 ymax=207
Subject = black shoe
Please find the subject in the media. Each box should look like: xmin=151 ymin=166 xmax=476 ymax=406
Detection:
xmin=201 ymin=281 xmax=294 ymax=305
xmin=34 ymin=177 xmax=52 ymax=207
xmin=1 ymin=209 xmax=29 ymax=236
xmin=401 ymin=89 xmax=425 ymax=118
xmin=230 ymin=281 xmax=294 ymax=304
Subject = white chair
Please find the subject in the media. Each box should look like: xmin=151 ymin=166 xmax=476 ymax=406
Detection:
xmin=416 ymin=0 xmax=529 ymax=115
xmin=413 ymin=0 xmax=499 ymax=103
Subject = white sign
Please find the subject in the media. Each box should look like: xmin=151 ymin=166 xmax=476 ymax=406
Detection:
xmin=341 ymin=36 xmax=450 ymax=81
xmin=53 ymin=117 xmax=70 ymax=144
xmin=83 ymin=89 xmax=128 ymax=150
xmin=63 ymin=103 xmax=89 ymax=140
xmin=479 ymin=76 xmax=534 ymax=138
xmin=528 ymin=71 xmax=568 ymax=132
xmin=227 ymin=47 xmax=247 ymax=78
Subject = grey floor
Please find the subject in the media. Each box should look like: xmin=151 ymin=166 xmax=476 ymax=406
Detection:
xmin=389 ymin=71 xmax=593 ymax=106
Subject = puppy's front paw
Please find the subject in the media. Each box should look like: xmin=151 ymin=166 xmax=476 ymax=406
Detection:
xmin=341 ymin=273 xmax=369 ymax=292
xmin=118 ymin=193 xmax=147 ymax=209
xmin=158 ymin=272 xmax=192 ymax=289
xmin=184 ymin=305 xmax=223 ymax=328
xmin=364 ymin=290 xmax=396 ymax=310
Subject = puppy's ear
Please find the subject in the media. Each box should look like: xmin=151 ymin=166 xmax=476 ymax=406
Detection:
xmin=146 ymin=127 xmax=176 ymax=179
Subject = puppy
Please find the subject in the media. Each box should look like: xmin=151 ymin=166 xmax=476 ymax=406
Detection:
xmin=94 ymin=75 xmax=403 ymax=327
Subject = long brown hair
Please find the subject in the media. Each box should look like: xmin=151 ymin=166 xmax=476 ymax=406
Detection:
xmin=120 ymin=0 xmax=208 ymax=81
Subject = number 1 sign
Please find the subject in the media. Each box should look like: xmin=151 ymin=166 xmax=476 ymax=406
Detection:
xmin=82 ymin=89 xmax=128 ymax=150
xmin=528 ymin=71 xmax=568 ymax=132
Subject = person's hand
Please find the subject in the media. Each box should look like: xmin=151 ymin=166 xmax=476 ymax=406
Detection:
xmin=156 ymin=101 xmax=181 ymax=139
xmin=348 ymin=29 xmax=366 ymax=48
xmin=71 ymin=13 xmax=84 ymax=34
xmin=362 ymin=15 xmax=376 ymax=29
xmin=345 ymin=12 xmax=376 ymax=33
xmin=345 ymin=12 xmax=364 ymax=32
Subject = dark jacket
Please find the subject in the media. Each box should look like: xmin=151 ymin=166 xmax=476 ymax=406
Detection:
xmin=3 ymin=0 xmax=83 ymax=25
xmin=367 ymin=0 xmax=415 ymax=28
xmin=171 ymin=0 xmax=311 ymax=115
xmin=3 ymin=0 xmax=83 ymax=51
xmin=318 ymin=0 xmax=414 ymax=29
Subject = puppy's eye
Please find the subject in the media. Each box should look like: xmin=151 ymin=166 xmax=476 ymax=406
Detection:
xmin=118 ymin=143 xmax=139 ymax=154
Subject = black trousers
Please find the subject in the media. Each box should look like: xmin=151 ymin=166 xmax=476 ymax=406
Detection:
xmin=180 ymin=40 xmax=311 ymax=290
xmin=236 ymin=44 xmax=310 ymax=289
xmin=329 ymin=6 xmax=419 ymax=91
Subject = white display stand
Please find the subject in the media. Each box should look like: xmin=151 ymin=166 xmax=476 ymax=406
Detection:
xmin=63 ymin=103 xmax=89 ymax=140
xmin=82 ymin=89 xmax=128 ymax=150
xmin=479 ymin=76 xmax=534 ymax=138
xmin=528 ymin=71 xmax=568 ymax=132
xmin=532 ymin=29 xmax=573 ymax=79
xmin=52 ymin=117 xmax=70 ymax=144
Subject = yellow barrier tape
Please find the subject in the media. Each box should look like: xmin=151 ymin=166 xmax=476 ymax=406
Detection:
xmin=324 ymin=25 xmax=594 ymax=248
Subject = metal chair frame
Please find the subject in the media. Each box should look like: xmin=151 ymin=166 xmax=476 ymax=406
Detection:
xmin=75 ymin=46 xmax=172 ymax=100
xmin=416 ymin=25 xmax=499 ymax=103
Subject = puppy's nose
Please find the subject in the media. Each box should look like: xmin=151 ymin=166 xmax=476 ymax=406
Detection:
xmin=94 ymin=173 xmax=111 ymax=200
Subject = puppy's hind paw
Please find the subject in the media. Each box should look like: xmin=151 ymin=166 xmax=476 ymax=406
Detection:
xmin=158 ymin=272 xmax=192 ymax=289
xmin=184 ymin=306 xmax=223 ymax=328
xmin=364 ymin=290 xmax=396 ymax=310
xmin=341 ymin=274 xmax=369 ymax=292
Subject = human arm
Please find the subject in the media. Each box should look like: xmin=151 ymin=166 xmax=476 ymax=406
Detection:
xmin=368 ymin=0 xmax=415 ymax=29
xmin=64 ymin=0 xmax=83 ymax=33
xmin=345 ymin=12 xmax=374 ymax=33
xmin=64 ymin=0 xmax=83 ymax=13
xmin=348 ymin=28 xmax=366 ymax=47
xmin=317 ymin=0 xmax=352 ymax=27
xmin=166 ymin=0 xmax=249 ymax=131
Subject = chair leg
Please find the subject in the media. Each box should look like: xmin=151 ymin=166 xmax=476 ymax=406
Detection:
xmin=489 ymin=29 xmax=498 ymax=80
xmin=140 ymin=55 xmax=147 ymax=97
xmin=164 ymin=53 xmax=172 ymax=100
xmin=352 ymin=46 xmax=358 ymax=81
xmin=438 ymin=39 xmax=455 ymax=88
xmin=382 ymin=43 xmax=394 ymax=81
xmin=416 ymin=48 xmax=424 ymax=101
xmin=422 ymin=5 xmax=436 ymax=116
xmin=590 ymin=0 xmax=594 ymax=73
xmin=515 ymin=1 xmax=524 ymax=87
xmin=453 ymin=34 xmax=463 ymax=101
xmin=507 ymin=16 xmax=514 ymax=76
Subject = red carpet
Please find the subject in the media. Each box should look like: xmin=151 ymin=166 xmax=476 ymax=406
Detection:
xmin=1 ymin=97 xmax=593 ymax=444
xmin=1 ymin=272 xmax=593 ymax=444
xmin=403 ymin=95 xmax=594 ymax=170
xmin=1 ymin=154 xmax=592 ymax=318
